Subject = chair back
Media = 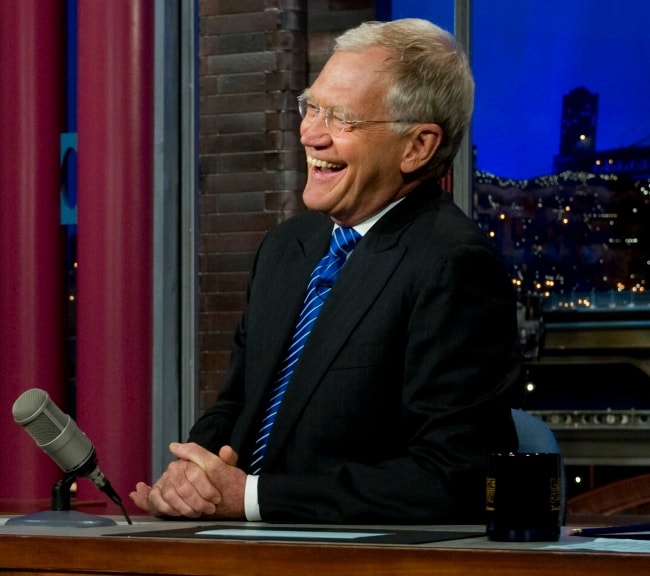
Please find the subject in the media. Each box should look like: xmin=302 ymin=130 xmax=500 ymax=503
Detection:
xmin=511 ymin=408 xmax=560 ymax=454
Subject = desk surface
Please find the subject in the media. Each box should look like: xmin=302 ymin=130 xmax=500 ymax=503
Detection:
xmin=1 ymin=516 xmax=650 ymax=576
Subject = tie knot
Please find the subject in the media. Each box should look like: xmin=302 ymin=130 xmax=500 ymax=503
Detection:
xmin=330 ymin=226 xmax=361 ymax=257
xmin=309 ymin=227 xmax=361 ymax=289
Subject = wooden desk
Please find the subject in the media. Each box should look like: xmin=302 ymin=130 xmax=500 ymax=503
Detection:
xmin=1 ymin=518 xmax=649 ymax=576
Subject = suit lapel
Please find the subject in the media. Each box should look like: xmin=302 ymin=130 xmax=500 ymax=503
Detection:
xmin=253 ymin=224 xmax=330 ymax=373
xmin=232 ymin=219 xmax=334 ymax=455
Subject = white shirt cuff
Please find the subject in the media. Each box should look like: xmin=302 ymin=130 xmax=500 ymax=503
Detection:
xmin=244 ymin=474 xmax=262 ymax=521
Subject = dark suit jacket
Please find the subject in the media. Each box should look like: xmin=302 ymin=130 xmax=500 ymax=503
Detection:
xmin=188 ymin=180 xmax=522 ymax=524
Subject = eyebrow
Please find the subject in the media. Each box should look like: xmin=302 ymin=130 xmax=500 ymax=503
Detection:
xmin=299 ymin=90 xmax=357 ymax=120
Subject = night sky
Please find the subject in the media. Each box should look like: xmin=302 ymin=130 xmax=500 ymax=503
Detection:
xmin=391 ymin=0 xmax=650 ymax=179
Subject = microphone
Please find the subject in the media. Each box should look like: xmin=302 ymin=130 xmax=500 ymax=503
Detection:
xmin=12 ymin=388 xmax=131 ymax=523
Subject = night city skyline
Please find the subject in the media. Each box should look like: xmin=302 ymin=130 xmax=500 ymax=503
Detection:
xmin=473 ymin=79 xmax=649 ymax=312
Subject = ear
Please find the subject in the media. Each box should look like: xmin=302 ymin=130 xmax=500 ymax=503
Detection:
xmin=400 ymin=123 xmax=443 ymax=174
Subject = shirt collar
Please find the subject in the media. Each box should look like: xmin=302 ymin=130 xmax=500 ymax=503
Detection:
xmin=334 ymin=196 xmax=406 ymax=237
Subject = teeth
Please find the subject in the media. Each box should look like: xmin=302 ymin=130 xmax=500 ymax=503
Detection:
xmin=307 ymin=156 xmax=344 ymax=170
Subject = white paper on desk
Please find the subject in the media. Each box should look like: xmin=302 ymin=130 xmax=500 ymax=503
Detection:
xmin=544 ymin=538 xmax=650 ymax=553
xmin=196 ymin=529 xmax=388 ymax=540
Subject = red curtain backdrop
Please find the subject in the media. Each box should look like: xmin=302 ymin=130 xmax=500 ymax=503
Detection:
xmin=74 ymin=0 xmax=154 ymax=514
xmin=0 ymin=0 xmax=68 ymax=504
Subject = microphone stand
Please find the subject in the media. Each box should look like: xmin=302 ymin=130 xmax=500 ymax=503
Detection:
xmin=6 ymin=473 xmax=118 ymax=527
xmin=51 ymin=473 xmax=82 ymax=510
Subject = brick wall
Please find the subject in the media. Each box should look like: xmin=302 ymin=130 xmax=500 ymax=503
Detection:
xmin=197 ymin=0 xmax=376 ymax=411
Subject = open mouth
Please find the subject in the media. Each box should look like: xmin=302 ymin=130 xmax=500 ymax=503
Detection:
xmin=306 ymin=155 xmax=345 ymax=172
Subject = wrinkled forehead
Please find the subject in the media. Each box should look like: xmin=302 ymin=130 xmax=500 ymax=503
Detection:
xmin=306 ymin=48 xmax=392 ymax=112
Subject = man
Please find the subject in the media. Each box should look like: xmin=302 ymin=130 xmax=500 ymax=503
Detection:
xmin=131 ymin=18 xmax=521 ymax=524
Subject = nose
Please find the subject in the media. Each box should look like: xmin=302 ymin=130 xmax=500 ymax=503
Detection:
xmin=300 ymin=116 xmax=332 ymax=147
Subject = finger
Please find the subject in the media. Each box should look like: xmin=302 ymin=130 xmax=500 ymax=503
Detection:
xmin=158 ymin=459 xmax=222 ymax=516
xmin=168 ymin=441 xmax=215 ymax=472
xmin=129 ymin=482 xmax=153 ymax=512
xmin=169 ymin=442 xmax=227 ymax=498
xmin=149 ymin=480 xmax=208 ymax=518
xmin=164 ymin=444 xmax=228 ymax=515
xmin=144 ymin=463 xmax=205 ymax=517
xmin=129 ymin=482 xmax=182 ymax=519
xmin=165 ymin=450 xmax=222 ymax=505
xmin=218 ymin=445 xmax=239 ymax=466
xmin=178 ymin=461 xmax=222 ymax=506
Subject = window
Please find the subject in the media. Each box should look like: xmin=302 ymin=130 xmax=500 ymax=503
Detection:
xmin=389 ymin=0 xmax=650 ymax=318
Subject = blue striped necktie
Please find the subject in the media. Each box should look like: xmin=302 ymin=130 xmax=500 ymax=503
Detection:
xmin=249 ymin=226 xmax=362 ymax=474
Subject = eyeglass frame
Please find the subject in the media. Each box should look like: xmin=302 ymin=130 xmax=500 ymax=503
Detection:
xmin=297 ymin=94 xmax=416 ymax=134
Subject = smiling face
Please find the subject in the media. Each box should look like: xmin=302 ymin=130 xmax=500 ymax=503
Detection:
xmin=300 ymin=47 xmax=441 ymax=227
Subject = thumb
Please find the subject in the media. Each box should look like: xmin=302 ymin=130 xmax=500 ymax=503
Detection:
xmin=218 ymin=445 xmax=239 ymax=466
xmin=168 ymin=441 xmax=213 ymax=469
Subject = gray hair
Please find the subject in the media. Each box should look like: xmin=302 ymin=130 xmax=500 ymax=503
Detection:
xmin=334 ymin=19 xmax=474 ymax=180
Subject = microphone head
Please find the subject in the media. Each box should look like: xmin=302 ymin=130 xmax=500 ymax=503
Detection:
xmin=12 ymin=388 xmax=95 ymax=474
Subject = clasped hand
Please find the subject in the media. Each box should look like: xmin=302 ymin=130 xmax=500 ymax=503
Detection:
xmin=129 ymin=442 xmax=247 ymax=519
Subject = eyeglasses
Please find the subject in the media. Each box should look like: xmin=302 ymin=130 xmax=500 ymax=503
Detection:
xmin=297 ymin=95 xmax=412 ymax=135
